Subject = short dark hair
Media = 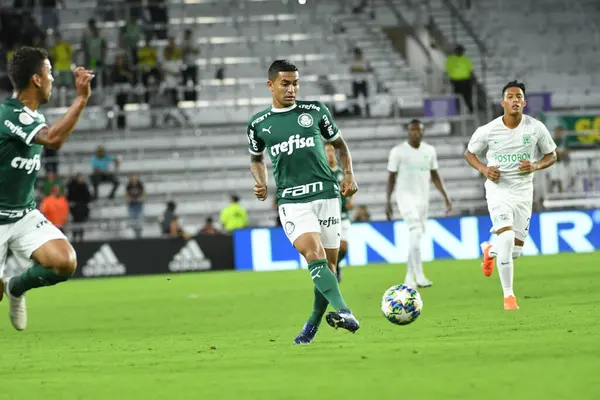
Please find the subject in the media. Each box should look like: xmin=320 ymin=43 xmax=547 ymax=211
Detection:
xmin=8 ymin=46 xmax=48 ymax=91
xmin=502 ymin=80 xmax=526 ymax=97
xmin=268 ymin=59 xmax=298 ymax=81
xmin=231 ymin=194 xmax=240 ymax=203
xmin=408 ymin=119 xmax=424 ymax=129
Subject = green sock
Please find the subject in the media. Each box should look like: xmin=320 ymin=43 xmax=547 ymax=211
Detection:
xmin=307 ymin=286 xmax=329 ymax=326
xmin=308 ymin=259 xmax=348 ymax=311
xmin=9 ymin=263 xmax=70 ymax=297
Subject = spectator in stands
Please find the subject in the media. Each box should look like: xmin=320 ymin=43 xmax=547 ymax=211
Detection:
xmin=160 ymin=37 xmax=189 ymax=126
xmin=349 ymin=47 xmax=372 ymax=117
xmin=43 ymin=146 xmax=59 ymax=174
xmin=40 ymin=185 xmax=69 ymax=233
xmin=126 ymin=0 xmax=144 ymax=21
xmin=123 ymin=15 xmax=143 ymax=66
xmin=41 ymin=171 xmax=64 ymax=197
xmin=40 ymin=0 xmax=64 ymax=32
xmin=90 ymin=146 xmax=120 ymax=200
xmin=199 ymin=217 xmax=218 ymax=235
xmin=220 ymin=194 xmax=248 ymax=232
xmin=148 ymin=0 xmax=169 ymax=39
xmin=81 ymin=19 xmax=107 ymax=88
xmin=114 ymin=31 xmax=131 ymax=67
xmin=20 ymin=12 xmax=46 ymax=48
xmin=182 ymin=29 xmax=200 ymax=101
xmin=161 ymin=201 xmax=190 ymax=239
xmin=354 ymin=205 xmax=371 ymax=222
xmin=111 ymin=54 xmax=135 ymax=129
xmin=445 ymin=45 xmax=474 ymax=113
xmin=126 ymin=174 xmax=145 ymax=238
xmin=548 ymin=127 xmax=572 ymax=193
xmin=138 ymin=33 xmax=161 ymax=103
xmin=67 ymin=174 xmax=92 ymax=242
xmin=50 ymin=32 xmax=73 ymax=92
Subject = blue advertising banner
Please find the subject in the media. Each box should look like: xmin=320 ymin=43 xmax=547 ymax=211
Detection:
xmin=524 ymin=92 xmax=552 ymax=115
xmin=423 ymin=96 xmax=458 ymax=117
xmin=233 ymin=210 xmax=600 ymax=271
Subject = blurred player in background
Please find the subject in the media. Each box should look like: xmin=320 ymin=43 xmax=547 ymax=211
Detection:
xmin=325 ymin=143 xmax=354 ymax=282
xmin=386 ymin=119 xmax=452 ymax=288
xmin=465 ymin=81 xmax=556 ymax=310
xmin=247 ymin=60 xmax=360 ymax=345
xmin=0 ymin=47 xmax=94 ymax=330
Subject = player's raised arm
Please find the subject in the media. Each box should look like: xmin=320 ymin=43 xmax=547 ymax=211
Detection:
xmin=465 ymin=127 xmax=499 ymax=182
xmin=33 ymin=67 xmax=94 ymax=149
xmin=247 ymin=122 xmax=268 ymax=201
xmin=319 ymin=103 xmax=358 ymax=197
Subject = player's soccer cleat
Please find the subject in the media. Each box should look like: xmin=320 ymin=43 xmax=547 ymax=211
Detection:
xmin=326 ymin=310 xmax=360 ymax=333
xmin=2 ymin=277 xmax=27 ymax=331
xmin=504 ymin=295 xmax=519 ymax=310
xmin=416 ymin=278 xmax=433 ymax=288
xmin=293 ymin=323 xmax=319 ymax=345
xmin=480 ymin=242 xmax=495 ymax=277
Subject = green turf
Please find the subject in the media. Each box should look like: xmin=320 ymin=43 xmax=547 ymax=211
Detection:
xmin=0 ymin=252 xmax=599 ymax=399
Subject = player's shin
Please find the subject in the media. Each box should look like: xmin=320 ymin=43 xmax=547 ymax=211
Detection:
xmin=410 ymin=228 xmax=425 ymax=281
xmin=9 ymin=263 xmax=71 ymax=297
xmin=307 ymin=287 xmax=329 ymax=326
xmin=308 ymin=259 xmax=349 ymax=311
xmin=336 ymin=246 xmax=346 ymax=282
xmin=496 ymin=230 xmax=516 ymax=297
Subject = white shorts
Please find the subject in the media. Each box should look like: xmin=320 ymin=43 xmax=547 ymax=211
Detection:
xmin=340 ymin=219 xmax=350 ymax=242
xmin=279 ymin=198 xmax=341 ymax=249
xmin=487 ymin=199 xmax=532 ymax=241
xmin=0 ymin=209 xmax=67 ymax=276
xmin=397 ymin=200 xmax=428 ymax=233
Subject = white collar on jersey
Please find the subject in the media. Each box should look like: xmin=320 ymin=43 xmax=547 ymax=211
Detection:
xmin=271 ymin=103 xmax=297 ymax=113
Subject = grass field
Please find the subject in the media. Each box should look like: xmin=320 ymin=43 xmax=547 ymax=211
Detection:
xmin=0 ymin=252 xmax=598 ymax=400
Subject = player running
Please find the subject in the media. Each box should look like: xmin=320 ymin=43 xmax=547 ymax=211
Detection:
xmin=325 ymin=143 xmax=354 ymax=282
xmin=465 ymin=81 xmax=557 ymax=310
xmin=386 ymin=119 xmax=452 ymax=288
xmin=247 ymin=60 xmax=359 ymax=345
xmin=0 ymin=47 xmax=94 ymax=330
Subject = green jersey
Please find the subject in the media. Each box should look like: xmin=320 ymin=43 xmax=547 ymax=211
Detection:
xmin=0 ymin=98 xmax=48 ymax=224
xmin=247 ymin=100 xmax=341 ymax=205
xmin=331 ymin=165 xmax=350 ymax=220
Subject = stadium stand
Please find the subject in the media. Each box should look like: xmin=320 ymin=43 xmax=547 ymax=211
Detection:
xmin=1 ymin=0 xmax=598 ymax=240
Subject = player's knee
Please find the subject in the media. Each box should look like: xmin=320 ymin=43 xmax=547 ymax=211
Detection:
xmin=512 ymin=245 xmax=523 ymax=260
xmin=53 ymin=249 xmax=77 ymax=276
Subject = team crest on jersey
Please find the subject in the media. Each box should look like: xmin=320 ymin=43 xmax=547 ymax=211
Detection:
xmin=297 ymin=113 xmax=314 ymax=128
xmin=285 ymin=221 xmax=295 ymax=236
xmin=523 ymin=134 xmax=531 ymax=145
xmin=19 ymin=112 xmax=34 ymax=125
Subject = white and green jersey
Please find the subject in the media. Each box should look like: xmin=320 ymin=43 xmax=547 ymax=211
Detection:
xmin=247 ymin=100 xmax=341 ymax=205
xmin=467 ymin=115 xmax=556 ymax=200
xmin=0 ymin=98 xmax=48 ymax=224
xmin=330 ymin=165 xmax=350 ymax=220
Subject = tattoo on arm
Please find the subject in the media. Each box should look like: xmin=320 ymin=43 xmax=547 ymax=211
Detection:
xmin=331 ymin=137 xmax=354 ymax=174
xmin=250 ymin=154 xmax=267 ymax=185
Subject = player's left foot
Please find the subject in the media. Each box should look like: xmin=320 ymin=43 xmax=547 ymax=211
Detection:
xmin=503 ymin=295 xmax=519 ymax=310
xmin=416 ymin=278 xmax=433 ymax=288
xmin=480 ymin=242 xmax=494 ymax=277
xmin=2 ymin=277 xmax=27 ymax=331
xmin=326 ymin=310 xmax=360 ymax=333
xmin=293 ymin=323 xmax=319 ymax=345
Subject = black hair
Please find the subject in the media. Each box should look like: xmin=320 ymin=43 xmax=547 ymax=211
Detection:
xmin=167 ymin=201 xmax=176 ymax=211
xmin=231 ymin=194 xmax=240 ymax=203
xmin=206 ymin=217 xmax=214 ymax=224
xmin=408 ymin=119 xmax=424 ymax=129
xmin=8 ymin=46 xmax=48 ymax=92
xmin=268 ymin=59 xmax=298 ymax=81
xmin=502 ymin=80 xmax=526 ymax=97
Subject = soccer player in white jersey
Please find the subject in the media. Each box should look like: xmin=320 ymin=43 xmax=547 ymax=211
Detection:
xmin=386 ymin=119 xmax=452 ymax=288
xmin=465 ymin=81 xmax=557 ymax=310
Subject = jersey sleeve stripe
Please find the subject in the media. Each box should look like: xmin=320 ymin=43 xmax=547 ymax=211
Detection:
xmin=323 ymin=131 xmax=340 ymax=143
xmin=248 ymin=148 xmax=263 ymax=156
xmin=25 ymin=123 xmax=47 ymax=145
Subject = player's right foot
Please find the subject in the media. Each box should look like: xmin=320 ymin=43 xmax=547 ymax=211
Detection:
xmin=293 ymin=323 xmax=319 ymax=345
xmin=504 ymin=295 xmax=519 ymax=310
xmin=2 ymin=277 xmax=27 ymax=331
xmin=480 ymin=242 xmax=494 ymax=277
xmin=326 ymin=310 xmax=360 ymax=333
xmin=416 ymin=278 xmax=433 ymax=288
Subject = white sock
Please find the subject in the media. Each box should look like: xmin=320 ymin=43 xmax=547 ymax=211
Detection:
xmin=496 ymin=230 xmax=516 ymax=297
xmin=489 ymin=244 xmax=497 ymax=258
xmin=409 ymin=229 xmax=425 ymax=281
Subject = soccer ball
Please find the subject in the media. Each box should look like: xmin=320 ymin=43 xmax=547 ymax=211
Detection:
xmin=381 ymin=285 xmax=423 ymax=325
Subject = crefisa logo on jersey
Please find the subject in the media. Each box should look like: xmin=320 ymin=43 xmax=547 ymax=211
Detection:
xmin=298 ymin=113 xmax=314 ymax=128
xmin=4 ymin=119 xmax=26 ymax=140
xmin=270 ymin=134 xmax=316 ymax=156
xmin=11 ymin=154 xmax=41 ymax=174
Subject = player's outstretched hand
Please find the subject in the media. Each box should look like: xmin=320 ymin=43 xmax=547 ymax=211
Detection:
xmin=385 ymin=202 xmax=393 ymax=221
xmin=73 ymin=67 xmax=95 ymax=99
xmin=341 ymin=173 xmax=358 ymax=197
xmin=254 ymin=183 xmax=268 ymax=201
xmin=484 ymin=166 xmax=500 ymax=182
xmin=519 ymin=160 xmax=538 ymax=174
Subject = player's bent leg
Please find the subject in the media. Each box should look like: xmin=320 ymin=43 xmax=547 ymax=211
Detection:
xmin=336 ymin=239 xmax=348 ymax=283
xmin=494 ymin=228 xmax=518 ymax=310
xmin=513 ymin=238 xmax=524 ymax=260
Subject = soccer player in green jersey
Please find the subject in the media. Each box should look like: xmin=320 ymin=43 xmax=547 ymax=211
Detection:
xmin=0 ymin=47 xmax=94 ymax=330
xmin=325 ymin=143 xmax=354 ymax=283
xmin=247 ymin=60 xmax=360 ymax=344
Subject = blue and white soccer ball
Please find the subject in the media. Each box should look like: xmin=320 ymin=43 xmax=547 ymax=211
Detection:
xmin=381 ymin=285 xmax=423 ymax=325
